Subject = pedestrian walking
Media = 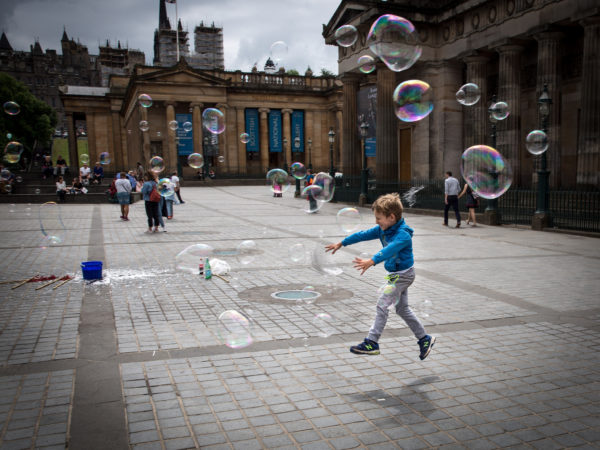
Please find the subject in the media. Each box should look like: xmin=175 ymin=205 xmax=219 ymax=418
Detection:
xmin=443 ymin=171 xmax=461 ymax=228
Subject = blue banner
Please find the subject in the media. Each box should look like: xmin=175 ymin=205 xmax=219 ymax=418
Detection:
xmin=268 ymin=110 xmax=282 ymax=153
xmin=176 ymin=113 xmax=194 ymax=155
xmin=291 ymin=110 xmax=304 ymax=153
xmin=365 ymin=137 xmax=376 ymax=157
xmin=358 ymin=85 xmax=377 ymax=157
xmin=244 ymin=108 xmax=259 ymax=152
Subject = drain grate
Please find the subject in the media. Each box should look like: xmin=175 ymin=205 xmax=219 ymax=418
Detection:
xmin=271 ymin=290 xmax=321 ymax=301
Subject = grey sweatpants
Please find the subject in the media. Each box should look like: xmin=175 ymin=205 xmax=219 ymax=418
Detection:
xmin=367 ymin=267 xmax=427 ymax=342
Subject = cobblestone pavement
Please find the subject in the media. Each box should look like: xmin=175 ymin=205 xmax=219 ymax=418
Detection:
xmin=0 ymin=186 xmax=599 ymax=449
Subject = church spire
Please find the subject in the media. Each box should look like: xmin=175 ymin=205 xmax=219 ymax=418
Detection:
xmin=0 ymin=32 xmax=12 ymax=51
xmin=159 ymin=0 xmax=171 ymax=30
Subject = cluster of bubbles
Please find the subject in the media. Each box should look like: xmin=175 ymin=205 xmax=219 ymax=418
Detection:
xmin=301 ymin=172 xmax=335 ymax=213
xmin=461 ymin=145 xmax=513 ymax=199
xmin=393 ymin=80 xmax=433 ymax=123
xmin=456 ymin=83 xmax=481 ymax=106
xmin=525 ymin=130 xmax=548 ymax=156
xmin=402 ymin=185 xmax=425 ymax=208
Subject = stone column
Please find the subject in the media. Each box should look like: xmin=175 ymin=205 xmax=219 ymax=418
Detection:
xmin=463 ymin=53 xmax=489 ymax=148
xmin=577 ymin=17 xmax=600 ymax=187
xmin=282 ymin=108 xmax=293 ymax=167
xmin=341 ymin=73 xmax=360 ymax=176
xmin=336 ymin=109 xmax=343 ymax=171
xmin=376 ymin=63 xmax=398 ymax=182
xmin=140 ymin=105 xmax=151 ymax=166
xmin=191 ymin=103 xmax=203 ymax=162
xmin=236 ymin=108 xmax=246 ymax=175
xmin=535 ymin=31 xmax=563 ymax=188
xmin=111 ymin=109 xmax=125 ymax=171
xmin=165 ymin=102 xmax=177 ymax=174
xmin=306 ymin=110 xmax=314 ymax=168
xmin=86 ymin=113 xmax=96 ymax=166
xmin=215 ymin=103 xmax=228 ymax=173
xmin=496 ymin=44 xmax=524 ymax=184
xmin=66 ymin=113 xmax=78 ymax=170
xmin=259 ymin=108 xmax=270 ymax=172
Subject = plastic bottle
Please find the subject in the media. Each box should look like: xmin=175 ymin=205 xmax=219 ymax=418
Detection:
xmin=198 ymin=259 xmax=204 ymax=276
xmin=204 ymin=257 xmax=212 ymax=280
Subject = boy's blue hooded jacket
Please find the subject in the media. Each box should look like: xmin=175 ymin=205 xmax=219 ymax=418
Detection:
xmin=341 ymin=218 xmax=414 ymax=272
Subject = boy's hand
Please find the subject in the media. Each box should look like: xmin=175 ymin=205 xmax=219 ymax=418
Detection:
xmin=325 ymin=242 xmax=342 ymax=254
xmin=353 ymin=257 xmax=374 ymax=275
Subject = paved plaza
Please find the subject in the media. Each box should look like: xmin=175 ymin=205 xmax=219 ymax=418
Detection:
xmin=0 ymin=185 xmax=599 ymax=450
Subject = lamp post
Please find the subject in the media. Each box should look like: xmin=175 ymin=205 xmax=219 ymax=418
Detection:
xmin=533 ymin=83 xmax=552 ymax=230
xmin=328 ymin=128 xmax=335 ymax=178
xmin=294 ymin=136 xmax=301 ymax=197
xmin=282 ymin=137 xmax=288 ymax=173
xmin=358 ymin=122 xmax=369 ymax=207
xmin=307 ymin=137 xmax=312 ymax=171
xmin=202 ymin=136 xmax=209 ymax=180
xmin=485 ymin=95 xmax=500 ymax=225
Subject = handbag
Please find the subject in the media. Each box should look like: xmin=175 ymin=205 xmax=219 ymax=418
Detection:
xmin=149 ymin=185 xmax=161 ymax=202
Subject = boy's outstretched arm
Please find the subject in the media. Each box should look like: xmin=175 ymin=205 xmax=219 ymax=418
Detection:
xmin=353 ymin=257 xmax=374 ymax=275
xmin=325 ymin=242 xmax=342 ymax=254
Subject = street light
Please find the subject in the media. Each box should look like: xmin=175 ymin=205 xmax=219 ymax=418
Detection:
xmin=202 ymin=136 xmax=209 ymax=180
xmin=485 ymin=95 xmax=500 ymax=225
xmin=307 ymin=137 xmax=312 ymax=171
xmin=282 ymin=137 xmax=288 ymax=173
xmin=359 ymin=122 xmax=369 ymax=206
xmin=294 ymin=136 xmax=301 ymax=197
xmin=328 ymin=128 xmax=335 ymax=177
xmin=533 ymin=83 xmax=552 ymax=229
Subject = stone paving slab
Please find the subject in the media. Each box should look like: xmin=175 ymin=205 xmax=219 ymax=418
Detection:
xmin=0 ymin=185 xmax=599 ymax=449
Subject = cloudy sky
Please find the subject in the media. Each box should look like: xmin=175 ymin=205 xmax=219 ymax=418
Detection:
xmin=0 ymin=0 xmax=342 ymax=74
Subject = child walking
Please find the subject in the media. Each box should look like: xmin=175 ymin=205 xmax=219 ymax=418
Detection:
xmin=325 ymin=193 xmax=435 ymax=360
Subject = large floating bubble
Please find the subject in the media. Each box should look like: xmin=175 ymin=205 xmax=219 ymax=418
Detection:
xmin=270 ymin=41 xmax=288 ymax=63
xmin=3 ymin=101 xmax=20 ymax=115
xmin=3 ymin=141 xmax=23 ymax=164
xmin=139 ymin=120 xmax=150 ymax=132
xmin=79 ymin=154 xmax=90 ymax=165
xmin=39 ymin=202 xmax=66 ymax=246
xmin=290 ymin=162 xmax=306 ymax=180
xmin=182 ymin=121 xmax=193 ymax=132
xmin=288 ymin=243 xmax=306 ymax=263
xmin=358 ymin=55 xmax=376 ymax=74
xmin=525 ymin=130 xmax=548 ymax=156
xmin=158 ymin=178 xmax=175 ymax=197
xmin=99 ymin=152 xmax=111 ymax=165
xmin=138 ymin=94 xmax=152 ymax=108
xmin=302 ymin=185 xmax=324 ymax=213
xmin=168 ymin=120 xmax=178 ymax=131
xmin=367 ymin=14 xmax=421 ymax=72
xmin=393 ymin=80 xmax=433 ymax=122
xmin=311 ymin=244 xmax=343 ymax=276
xmin=313 ymin=313 xmax=335 ymax=338
xmin=202 ymin=108 xmax=225 ymax=135
xmin=456 ymin=83 xmax=481 ymax=106
xmin=312 ymin=172 xmax=335 ymax=202
xmin=337 ymin=207 xmax=361 ymax=233
xmin=237 ymin=240 xmax=258 ymax=265
xmin=149 ymin=156 xmax=164 ymax=174
xmin=217 ymin=310 xmax=253 ymax=349
xmin=240 ymin=132 xmax=250 ymax=144
xmin=461 ymin=145 xmax=513 ymax=200
xmin=266 ymin=168 xmax=291 ymax=194
xmin=489 ymin=101 xmax=510 ymax=121
xmin=187 ymin=153 xmax=204 ymax=169
xmin=335 ymin=25 xmax=358 ymax=47
xmin=175 ymin=244 xmax=214 ymax=274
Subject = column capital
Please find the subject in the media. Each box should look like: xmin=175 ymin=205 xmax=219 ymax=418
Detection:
xmin=215 ymin=103 xmax=228 ymax=110
xmin=189 ymin=102 xmax=204 ymax=109
xmin=534 ymin=31 xmax=565 ymax=43
xmin=579 ymin=15 xmax=600 ymax=28
xmin=258 ymin=107 xmax=270 ymax=115
xmin=495 ymin=43 xmax=526 ymax=55
xmin=461 ymin=50 xmax=492 ymax=64
xmin=340 ymin=73 xmax=360 ymax=84
xmin=281 ymin=108 xmax=293 ymax=115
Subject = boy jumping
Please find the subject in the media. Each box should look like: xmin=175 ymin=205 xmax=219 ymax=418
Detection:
xmin=325 ymin=193 xmax=435 ymax=360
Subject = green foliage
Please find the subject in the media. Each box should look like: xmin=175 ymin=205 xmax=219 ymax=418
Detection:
xmin=0 ymin=72 xmax=57 ymax=164
xmin=320 ymin=68 xmax=335 ymax=77
xmin=286 ymin=69 xmax=300 ymax=76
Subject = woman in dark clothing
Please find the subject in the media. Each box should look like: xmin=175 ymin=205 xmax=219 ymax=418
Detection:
xmin=458 ymin=183 xmax=479 ymax=227
xmin=141 ymin=172 xmax=161 ymax=233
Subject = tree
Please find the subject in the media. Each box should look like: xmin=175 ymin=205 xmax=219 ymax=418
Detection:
xmin=0 ymin=72 xmax=57 ymax=168
xmin=320 ymin=68 xmax=335 ymax=77
xmin=286 ymin=69 xmax=300 ymax=76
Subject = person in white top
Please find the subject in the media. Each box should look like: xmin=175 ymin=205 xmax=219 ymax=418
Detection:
xmin=115 ymin=172 xmax=133 ymax=221
xmin=443 ymin=171 xmax=461 ymax=228
xmin=55 ymin=176 xmax=67 ymax=202
xmin=80 ymin=163 xmax=91 ymax=186
xmin=171 ymin=171 xmax=184 ymax=203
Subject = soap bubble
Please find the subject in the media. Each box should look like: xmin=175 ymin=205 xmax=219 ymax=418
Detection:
xmin=456 ymin=83 xmax=481 ymax=106
xmin=15 ymin=175 xmax=22 ymax=183
xmin=240 ymin=132 xmax=250 ymax=144
xmin=138 ymin=93 xmax=153 ymax=108
xmin=175 ymin=244 xmax=214 ymax=274
xmin=80 ymin=154 xmax=90 ymax=165
xmin=202 ymin=108 xmax=225 ymax=134
xmin=168 ymin=120 xmax=178 ymax=131
xmin=237 ymin=240 xmax=258 ymax=265
xmin=358 ymin=55 xmax=376 ymax=74
xmin=39 ymin=202 xmax=66 ymax=246
xmin=3 ymin=101 xmax=20 ymax=115
xmin=187 ymin=153 xmax=204 ymax=169
xmin=290 ymin=162 xmax=307 ymax=180
xmin=337 ymin=207 xmax=361 ymax=233
xmin=288 ymin=243 xmax=306 ymax=263
xmin=217 ymin=310 xmax=253 ymax=349
xmin=139 ymin=120 xmax=150 ymax=132
xmin=312 ymin=313 xmax=334 ymax=338
xmin=266 ymin=168 xmax=291 ymax=194
xmin=35 ymin=189 xmax=41 ymax=195
xmin=149 ymin=156 xmax=164 ymax=174
xmin=335 ymin=25 xmax=358 ymax=47
xmin=401 ymin=185 xmax=425 ymax=207
xmin=311 ymin=244 xmax=343 ymax=276
xmin=158 ymin=178 xmax=175 ymax=197
xmin=301 ymin=185 xmax=324 ymax=213
xmin=3 ymin=141 xmax=23 ymax=164
xmin=217 ymin=155 xmax=225 ymax=163
xmin=525 ymin=130 xmax=549 ymax=155
xmin=312 ymin=172 xmax=335 ymax=202
xmin=367 ymin=14 xmax=421 ymax=72
xmin=270 ymin=41 xmax=288 ymax=63
xmin=461 ymin=145 xmax=512 ymax=200
xmin=393 ymin=80 xmax=433 ymax=122
xmin=99 ymin=152 xmax=111 ymax=165
xmin=182 ymin=121 xmax=193 ymax=132
xmin=6 ymin=133 xmax=12 ymax=139
xmin=489 ymin=101 xmax=509 ymax=121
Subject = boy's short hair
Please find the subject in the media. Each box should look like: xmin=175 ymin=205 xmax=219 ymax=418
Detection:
xmin=372 ymin=193 xmax=403 ymax=220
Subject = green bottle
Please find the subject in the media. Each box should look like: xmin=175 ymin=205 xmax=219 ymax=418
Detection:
xmin=204 ymin=257 xmax=212 ymax=280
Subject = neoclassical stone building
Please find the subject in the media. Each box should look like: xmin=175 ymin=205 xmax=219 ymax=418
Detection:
xmin=324 ymin=0 xmax=599 ymax=188
xmin=60 ymin=60 xmax=342 ymax=177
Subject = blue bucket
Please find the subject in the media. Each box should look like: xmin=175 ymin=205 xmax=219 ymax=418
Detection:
xmin=81 ymin=261 xmax=103 ymax=280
